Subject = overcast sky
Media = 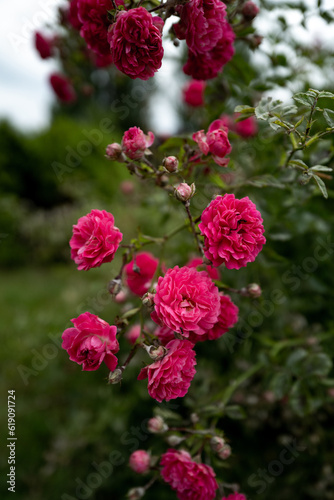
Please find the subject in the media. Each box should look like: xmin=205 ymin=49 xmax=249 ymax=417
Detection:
xmin=1 ymin=0 xmax=334 ymax=134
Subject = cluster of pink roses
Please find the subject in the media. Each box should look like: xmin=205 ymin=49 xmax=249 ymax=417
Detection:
xmin=106 ymin=126 xmax=155 ymax=162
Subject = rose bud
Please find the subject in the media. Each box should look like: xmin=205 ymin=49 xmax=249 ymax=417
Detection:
xmin=174 ymin=182 xmax=196 ymax=202
xmin=163 ymin=156 xmax=179 ymax=173
xmin=105 ymin=142 xmax=125 ymax=161
xmin=147 ymin=416 xmax=168 ymax=433
xmin=242 ymin=1 xmax=260 ymax=20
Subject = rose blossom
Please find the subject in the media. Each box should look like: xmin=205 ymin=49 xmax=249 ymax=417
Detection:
xmin=108 ymin=7 xmax=164 ymax=80
xmin=62 ymin=312 xmax=119 ymax=371
xmin=35 ymin=32 xmax=55 ymax=59
xmin=50 ymin=73 xmax=76 ymax=103
xmin=122 ymin=127 xmax=155 ymax=160
xmin=152 ymin=265 xmax=220 ymax=338
xmin=160 ymin=449 xmax=218 ymax=500
xmin=235 ymin=115 xmax=258 ymax=138
xmin=77 ymin=0 xmax=119 ymax=58
xmin=154 ymin=325 xmax=176 ymax=346
xmin=183 ymin=80 xmax=206 ymax=107
xmin=222 ymin=493 xmax=247 ymax=500
xmin=125 ymin=324 xmax=141 ymax=344
xmin=125 ymin=252 xmax=158 ymax=296
xmin=137 ymin=339 xmax=196 ymax=402
xmin=174 ymin=0 xmax=235 ymax=80
xmin=68 ymin=0 xmax=82 ymax=30
xmin=129 ymin=450 xmax=150 ymax=474
xmin=193 ymin=119 xmax=231 ymax=167
xmin=188 ymin=293 xmax=238 ymax=343
xmin=199 ymin=194 xmax=266 ymax=269
xmin=186 ymin=256 xmax=220 ymax=280
xmin=70 ymin=209 xmax=123 ymax=270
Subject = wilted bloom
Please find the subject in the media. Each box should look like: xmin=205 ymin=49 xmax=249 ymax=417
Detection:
xmin=70 ymin=209 xmax=123 ymax=270
xmin=108 ymin=8 xmax=164 ymax=80
xmin=125 ymin=324 xmax=141 ymax=345
xmin=122 ymin=127 xmax=155 ymax=160
xmin=129 ymin=450 xmax=150 ymax=474
xmin=161 ymin=449 xmax=218 ymax=500
xmin=50 ymin=73 xmax=76 ymax=103
xmin=62 ymin=312 xmax=119 ymax=371
xmin=199 ymin=194 xmax=266 ymax=269
xmin=193 ymin=119 xmax=231 ymax=167
xmin=242 ymin=1 xmax=260 ymax=20
xmin=152 ymin=265 xmax=220 ymax=338
xmin=147 ymin=415 xmax=168 ymax=433
xmin=35 ymin=32 xmax=55 ymax=59
xmin=137 ymin=339 xmax=196 ymax=402
xmin=163 ymin=156 xmax=179 ymax=173
xmin=174 ymin=182 xmax=196 ymax=202
xmin=183 ymin=80 xmax=206 ymax=107
xmin=125 ymin=252 xmax=158 ymax=296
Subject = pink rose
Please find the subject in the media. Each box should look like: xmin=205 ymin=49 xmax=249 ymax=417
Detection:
xmin=193 ymin=119 xmax=231 ymax=167
xmin=161 ymin=449 xmax=218 ymax=500
xmin=199 ymin=194 xmax=266 ymax=269
xmin=49 ymin=73 xmax=76 ymax=103
xmin=129 ymin=450 xmax=150 ymax=474
xmin=35 ymin=32 xmax=55 ymax=59
xmin=68 ymin=0 xmax=82 ymax=30
xmin=188 ymin=293 xmax=239 ymax=343
xmin=122 ymin=127 xmax=155 ymax=160
xmin=235 ymin=115 xmax=258 ymax=138
xmin=62 ymin=312 xmax=119 ymax=371
xmin=222 ymin=494 xmax=247 ymax=500
xmin=186 ymin=256 xmax=220 ymax=280
xmin=183 ymin=80 xmax=206 ymax=107
xmin=174 ymin=0 xmax=235 ymax=80
xmin=137 ymin=339 xmax=196 ymax=402
xmin=77 ymin=0 xmax=119 ymax=57
xmin=108 ymin=7 xmax=164 ymax=80
xmin=152 ymin=265 xmax=220 ymax=338
xmin=70 ymin=209 xmax=123 ymax=270
xmin=154 ymin=325 xmax=176 ymax=346
xmin=125 ymin=324 xmax=141 ymax=345
xmin=125 ymin=252 xmax=158 ymax=296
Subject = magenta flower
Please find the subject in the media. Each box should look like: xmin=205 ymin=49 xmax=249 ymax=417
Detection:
xmin=137 ymin=339 xmax=196 ymax=402
xmin=183 ymin=80 xmax=206 ymax=107
xmin=188 ymin=293 xmax=239 ymax=343
xmin=125 ymin=324 xmax=141 ymax=345
xmin=125 ymin=252 xmax=158 ymax=296
xmin=129 ymin=450 xmax=150 ymax=474
xmin=199 ymin=194 xmax=266 ymax=269
xmin=154 ymin=325 xmax=176 ymax=346
xmin=193 ymin=119 xmax=231 ymax=167
xmin=122 ymin=127 xmax=155 ymax=160
xmin=222 ymin=493 xmax=247 ymax=500
xmin=186 ymin=256 xmax=220 ymax=280
xmin=35 ymin=32 xmax=55 ymax=59
xmin=152 ymin=265 xmax=221 ymax=338
xmin=49 ymin=73 xmax=76 ymax=103
xmin=62 ymin=312 xmax=119 ymax=371
xmin=108 ymin=7 xmax=164 ymax=80
xmin=161 ymin=449 xmax=218 ymax=500
xmin=235 ymin=115 xmax=258 ymax=138
xmin=68 ymin=0 xmax=82 ymax=30
xmin=70 ymin=209 xmax=123 ymax=270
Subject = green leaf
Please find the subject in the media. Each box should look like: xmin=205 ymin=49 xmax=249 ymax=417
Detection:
xmin=289 ymin=380 xmax=306 ymax=417
xmin=286 ymin=348 xmax=308 ymax=376
xmin=317 ymin=90 xmax=334 ymax=99
xmin=303 ymin=353 xmax=333 ymax=377
xmin=312 ymin=173 xmax=328 ymax=198
xmin=293 ymin=94 xmax=314 ymax=107
xmin=289 ymin=159 xmax=308 ymax=170
xmin=323 ymin=108 xmax=334 ymax=127
xmin=270 ymin=372 xmax=291 ymax=399
xmin=309 ymin=165 xmax=333 ymax=172
xmin=224 ymin=405 xmax=247 ymax=420
xmin=234 ymin=105 xmax=255 ymax=114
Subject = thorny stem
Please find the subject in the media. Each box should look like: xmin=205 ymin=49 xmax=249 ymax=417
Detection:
xmin=184 ymin=201 xmax=204 ymax=255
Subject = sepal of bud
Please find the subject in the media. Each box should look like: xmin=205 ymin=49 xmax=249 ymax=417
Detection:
xmin=108 ymin=278 xmax=122 ymax=296
xmin=108 ymin=368 xmax=123 ymax=384
xmin=174 ymin=182 xmax=196 ymax=202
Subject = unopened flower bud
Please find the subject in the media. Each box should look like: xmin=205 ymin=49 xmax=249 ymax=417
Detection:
xmin=218 ymin=443 xmax=231 ymax=460
xmin=108 ymin=368 xmax=123 ymax=384
xmin=127 ymin=487 xmax=145 ymax=499
xmin=129 ymin=450 xmax=151 ymax=474
xmin=105 ymin=142 xmax=125 ymax=161
xmin=210 ymin=436 xmax=226 ymax=453
xmin=166 ymin=435 xmax=185 ymax=446
xmin=174 ymin=182 xmax=196 ymax=202
xmin=242 ymin=1 xmax=260 ymax=20
xmin=241 ymin=283 xmax=262 ymax=298
xmin=108 ymin=278 xmax=122 ymax=296
xmin=144 ymin=344 xmax=167 ymax=361
xmin=190 ymin=412 xmax=199 ymax=424
xmin=163 ymin=156 xmax=179 ymax=173
xmin=142 ymin=292 xmax=155 ymax=311
xmin=148 ymin=416 xmax=168 ymax=433
xmin=250 ymin=34 xmax=263 ymax=49
xmin=114 ymin=290 xmax=127 ymax=303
